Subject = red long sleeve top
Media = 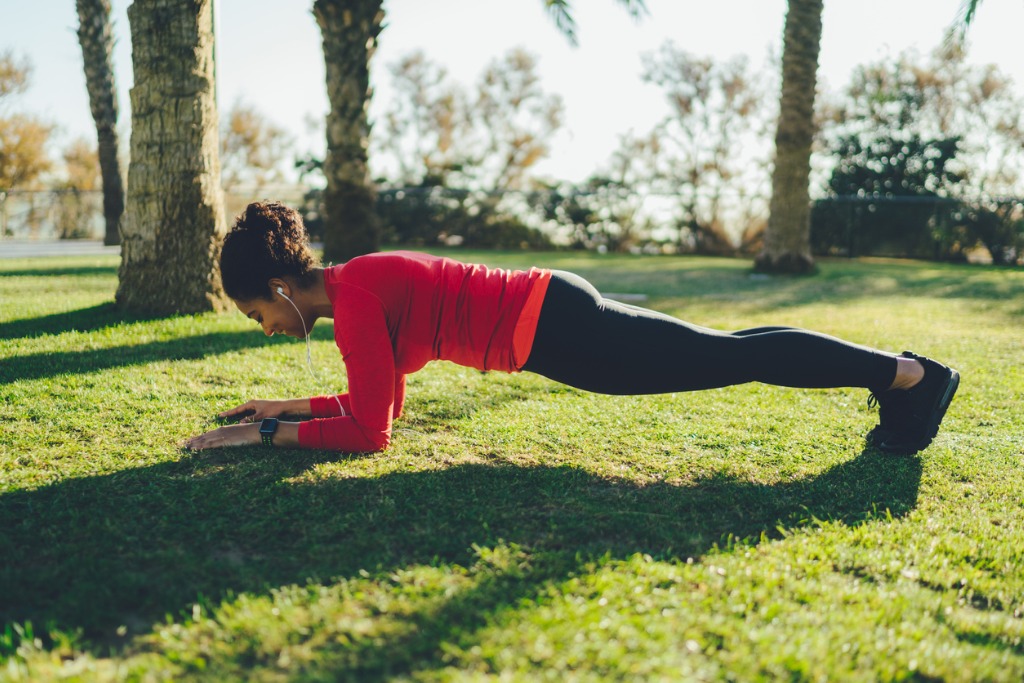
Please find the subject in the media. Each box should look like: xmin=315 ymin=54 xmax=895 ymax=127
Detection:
xmin=296 ymin=251 xmax=551 ymax=452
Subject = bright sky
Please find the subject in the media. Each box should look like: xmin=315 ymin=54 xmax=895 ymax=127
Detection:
xmin=3 ymin=0 xmax=1023 ymax=184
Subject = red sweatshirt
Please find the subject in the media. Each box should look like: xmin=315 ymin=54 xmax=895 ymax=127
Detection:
xmin=296 ymin=251 xmax=550 ymax=452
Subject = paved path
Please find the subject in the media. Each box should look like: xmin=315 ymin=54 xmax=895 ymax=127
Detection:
xmin=0 ymin=240 xmax=121 ymax=259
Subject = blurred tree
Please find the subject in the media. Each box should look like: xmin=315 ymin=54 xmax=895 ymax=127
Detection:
xmin=60 ymin=138 xmax=101 ymax=192
xmin=220 ymin=99 xmax=294 ymax=196
xmin=531 ymin=131 xmax=668 ymax=253
xmin=377 ymin=49 xmax=562 ymax=193
xmin=532 ymin=181 xmax=601 ymax=249
xmin=820 ymin=134 xmax=963 ymax=258
xmin=828 ymin=135 xmax=963 ymax=200
xmin=313 ymin=0 xmax=383 ymax=263
xmin=755 ymin=0 xmax=823 ymax=274
xmin=119 ymin=0 xmax=227 ymax=314
xmin=0 ymin=117 xmax=53 ymax=192
xmin=534 ymin=0 xmax=650 ymax=250
xmin=817 ymin=47 xmax=1024 ymax=261
xmin=828 ymin=47 xmax=1024 ymax=194
xmin=0 ymin=52 xmax=53 ymax=192
xmin=76 ymin=0 xmax=124 ymax=246
xmin=927 ymin=47 xmax=1024 ymax=199
xmin=54 ymin=138 xmax=102 ymax=239
xmin=377 ymin=51 xmax=471 ymax=188
xmin=642 ymin=45 xmax=770 ymax=254
xmin=956 ymin=200 xmax=1024 ymax=265
xmin=473 ymin=49 xmax=563 ymax=192
xmin=580 ymin=133 xmax=660 ymax=252
xmin=368 ymin=49 xmax=561 ymax=248
xmin=0 ymin=52 xmax=30 ymax=98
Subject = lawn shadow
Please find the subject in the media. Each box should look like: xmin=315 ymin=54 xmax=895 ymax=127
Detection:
xmin=0 ymin=303 xmax=168 ymax=341
xmin=0 ymin=445 xmax=921 ymax=676
xmin=0 ymin=330 xmax=297 ymax=385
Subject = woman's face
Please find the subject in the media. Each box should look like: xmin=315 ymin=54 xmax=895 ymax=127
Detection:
xmin=233 ymin=295 xmax=304 ymax=338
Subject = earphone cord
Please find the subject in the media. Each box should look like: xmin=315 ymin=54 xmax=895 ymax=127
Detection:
xmin=279 ymin=291 xmax=347 ymax=417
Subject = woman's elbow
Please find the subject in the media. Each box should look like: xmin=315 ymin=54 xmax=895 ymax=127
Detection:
xmin=323 ymin=433 xmax=389 ymax=453
xmin=353 ymin=428 xmax=391 ymax=452
xmin=369 ymin=431 xmax=391 ymax=451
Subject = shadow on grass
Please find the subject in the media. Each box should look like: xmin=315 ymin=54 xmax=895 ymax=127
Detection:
xmin=3 ymin=258 xmax=1021 ymax=349
xmin=0 ymin=446 xmax=921 ymax=675
xmin=0 ymin=303 xmax=169 ymax=341
xmin=0 ymin=330 xmax=301 ymax=385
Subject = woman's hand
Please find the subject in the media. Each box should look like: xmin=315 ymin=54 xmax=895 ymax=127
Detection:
xmin=218 ymin=398 xmax=309 ymax=423
xmin=185 ymin=423 xmax=258 ymax=451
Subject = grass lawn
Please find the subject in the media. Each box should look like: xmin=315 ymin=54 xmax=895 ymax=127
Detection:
xmin=1 ymin=249 xmax=1023 ymax=681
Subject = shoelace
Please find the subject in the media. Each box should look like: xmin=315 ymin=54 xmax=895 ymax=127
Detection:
xmin=868 ymin=389 xmax=913 ymax=429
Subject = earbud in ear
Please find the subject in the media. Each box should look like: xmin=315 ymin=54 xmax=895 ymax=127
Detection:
xmin=277 ymin=287 xmax=284 ymax=295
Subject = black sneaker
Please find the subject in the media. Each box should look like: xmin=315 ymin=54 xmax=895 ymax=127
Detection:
xmin=866 ymin=387 xmax=912 ymax=446
xmin=877 ymin=352 xmax=959 ymax=455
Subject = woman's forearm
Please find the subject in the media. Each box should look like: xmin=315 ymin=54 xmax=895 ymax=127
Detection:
xmin=270 ymin=421 xmax=303 ymax=448
xmin=286 ymin=397 xmax=313 ymax=417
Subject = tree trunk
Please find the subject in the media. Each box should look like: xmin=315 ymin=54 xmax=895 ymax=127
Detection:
xmin=118 ymin=0 xmax=227 ymax=314
xmin=314 ymin=0 xmax=383 ymax=263
xmin=755 ymin=0 xmax=823 ymax=274
xmin=76 ymin=0 xmax=124 ymax=247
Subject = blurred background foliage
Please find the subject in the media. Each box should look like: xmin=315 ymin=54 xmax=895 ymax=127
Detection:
xmin=3 ymin=41 xmax=1022 ymax=264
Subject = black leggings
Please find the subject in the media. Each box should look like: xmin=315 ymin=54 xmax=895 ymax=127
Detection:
xmin=521 ymin=271 xmax=898 ymax=395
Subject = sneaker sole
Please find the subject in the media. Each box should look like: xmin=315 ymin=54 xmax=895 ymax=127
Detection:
xmin=879 ymin=369 xmax=960 ymax=455
xmin=866 ymin=426 xmax=892 ymax=447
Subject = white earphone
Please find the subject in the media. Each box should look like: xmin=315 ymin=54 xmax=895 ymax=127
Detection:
xmin=275 ymin=284 xmax=346 ymax=416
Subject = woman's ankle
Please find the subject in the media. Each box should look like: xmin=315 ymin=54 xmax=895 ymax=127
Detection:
xmin=889 ymin=358 xmax=925 ymax=391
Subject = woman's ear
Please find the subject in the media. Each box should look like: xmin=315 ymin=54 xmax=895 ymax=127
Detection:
xmin=267 ymin=278 xmax=287 ymax=299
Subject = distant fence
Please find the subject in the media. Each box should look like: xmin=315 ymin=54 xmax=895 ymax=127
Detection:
xmin=0 ymin=190 xmax=105 ymax=240
xmin=811 ymin=195 xmax=1024 ymax=264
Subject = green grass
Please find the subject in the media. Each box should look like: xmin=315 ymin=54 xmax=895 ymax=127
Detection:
xmin=1 ymin=250 xmax=1023 ymax=681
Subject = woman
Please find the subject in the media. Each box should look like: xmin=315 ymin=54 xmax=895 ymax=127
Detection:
xmin=186 ymin=201 xmax=959 ymax=456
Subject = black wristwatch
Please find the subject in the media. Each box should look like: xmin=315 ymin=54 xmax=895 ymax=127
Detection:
xmin=259 ymin=418 xmax=279 ymax=447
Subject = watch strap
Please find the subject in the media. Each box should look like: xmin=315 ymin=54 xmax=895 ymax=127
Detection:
xmin=259 ymin=417 xmax=279 ymax=447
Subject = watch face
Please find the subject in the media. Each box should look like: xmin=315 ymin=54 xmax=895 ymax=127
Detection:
xmin=259 ymin=418 xmax=279 ymax=435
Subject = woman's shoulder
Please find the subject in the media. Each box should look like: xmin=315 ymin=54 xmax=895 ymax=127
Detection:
xmin=335 ymin=249 xmax=440 ymax=267
xmin=322 ymin=251 xmax=443 ymax=305
xmin=333 ymin=250 xmax=447 ymax=281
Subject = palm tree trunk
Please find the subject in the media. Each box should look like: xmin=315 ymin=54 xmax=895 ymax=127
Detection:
xmin=118 ymin=0 xmax=227 ymax=314
xmin=76 ymin=0 xmax=124 ymax=247
xmin=313 ymin=0 xmax=383 ymax=263
xmin=755 ymin=0 xmax=823 ymax=274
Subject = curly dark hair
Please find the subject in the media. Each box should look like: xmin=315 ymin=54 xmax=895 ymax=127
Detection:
xmin=220 ymin=201 xmax=321 ymax=301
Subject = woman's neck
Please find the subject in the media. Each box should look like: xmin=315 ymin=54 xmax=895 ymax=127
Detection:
xmin=303 ymin=268 xmax=334 ymax=321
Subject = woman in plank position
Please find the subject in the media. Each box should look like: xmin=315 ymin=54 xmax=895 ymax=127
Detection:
xmin=186 ymin=201 xmax=959 ymax=456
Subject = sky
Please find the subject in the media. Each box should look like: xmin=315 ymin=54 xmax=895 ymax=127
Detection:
xmin=2 ymin=0 xmax=1024 ymax=184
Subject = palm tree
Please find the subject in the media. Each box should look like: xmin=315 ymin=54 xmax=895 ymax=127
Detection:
xmin=312 ymin=0 xmax=384 ymax=264
xmin=542 ymin=0 xmax=648 ymax=46
xmin=76 ymin=0 xmax=124 ymax=247
xmin=118 ymin=0 xmax=227 ymax=314
xmin=754 ymin=0 xmax=823 ymax=274
xmin=949 ymin=0 xmax=984 ymax=44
